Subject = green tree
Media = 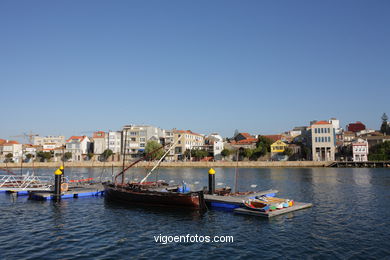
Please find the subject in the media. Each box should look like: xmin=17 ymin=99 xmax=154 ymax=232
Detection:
xmin=368 ymin=141 xmax=390 ymax=161
xmin=380 ymin=113 xmax=390 ymax=135
xmin=257 ymin=136 xmax=273 ymax=153
xmin=87 ymin=152 xmax=94 ymax=160
xmin=145 ymin=141 xmax=164 ymax=160
xmin=36 ymin=151 xmax=53 ymax=162
xmin=25 ymin=153 xmax=33 ymax=162
xmin=283 ymin=147 xmax=294 ymax=157
xmin=101 ymin=149 xmax=113 ymax=161
xmin=5 ymin=153 xmax=14 ymax=163
xmin=221 ymin=148 xmax=232 ymax=158
xmin=192 ymin=149 xmax=209 ymax=160
xmin=64 ymin=152 xmax=72 ymax=161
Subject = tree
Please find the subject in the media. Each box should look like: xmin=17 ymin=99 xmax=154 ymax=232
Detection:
xmin=4 ymin=153 xmax=14 ymax=163
xmin=221 ymin=148 xmax=232 ymax=158
xmin=380 ymin=113 xmax=390 ymax=135
xmin=64 ymin=152 xmax=72 ymax=161
xmin=257 ymin=136 xmax=273 ymax=153
xmin=283 ymin=147 xmax=294 ymax=157
xmin=101 ymin=149 xmax=113 ymax=162
xmin=145 ymin=140 xmax=164 ymax=161
xmin=36 ymin=151 xmax=53 ymax=162
xmin=87 ymin=152 xmax=94 ymax=160
xmin=368 ymin=141 xmax=390 ymax=161
xmin=192 ymin=149 xmax=209 ymax=160
xmin=25 ymin=153 xmax=33 ymax=162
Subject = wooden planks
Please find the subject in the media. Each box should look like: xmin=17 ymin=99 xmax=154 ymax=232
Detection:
xmin=234 ymin=202 xmax=313 ymax=218
xmin=204 ymin=190 xmax=279 ymax=205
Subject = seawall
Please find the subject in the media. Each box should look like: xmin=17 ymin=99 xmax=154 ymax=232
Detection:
xmin=0 ymin=161 xmax=332 ymax=168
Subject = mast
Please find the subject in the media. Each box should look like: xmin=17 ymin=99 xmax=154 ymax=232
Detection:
xmin=140 ymin=136 xmax=182 ymax=184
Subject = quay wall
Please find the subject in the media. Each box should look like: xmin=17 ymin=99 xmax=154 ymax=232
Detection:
xmin=0 ymin=161 xmax=331 ymax=168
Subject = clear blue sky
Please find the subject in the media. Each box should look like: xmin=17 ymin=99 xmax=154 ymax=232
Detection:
xmin=1 ymin=0 xmax=389 ymax=141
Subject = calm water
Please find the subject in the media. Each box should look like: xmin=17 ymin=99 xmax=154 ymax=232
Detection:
xmin=1 ymin=167 xmax=390 ymax=259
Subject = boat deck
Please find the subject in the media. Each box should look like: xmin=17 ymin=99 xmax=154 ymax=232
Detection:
xmin=29 ymin=184 xmax=104 ymax=200
xmin=234 ymin=202 xmax=313 ymax=218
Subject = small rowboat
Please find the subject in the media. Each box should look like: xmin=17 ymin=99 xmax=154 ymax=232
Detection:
xmin=243 ymin=199 xmax=270 ymax=212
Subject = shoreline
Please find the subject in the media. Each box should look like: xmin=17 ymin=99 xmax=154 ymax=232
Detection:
xmin=0 ymin=161 xmax=332 ymax=168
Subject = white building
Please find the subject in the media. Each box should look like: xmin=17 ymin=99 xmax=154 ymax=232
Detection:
xmin=122 ymin=125 xmax=168 ymax=158
xmin=328 ymin=118 xmax=343 ymax=135
xmin=0 ymin=140 xmax=23 ymax=163
xmin=65 ymin=136 xmax=92 ymax=161
xmin=92 ymin=131 xmax=107 ymax=155
xmin=352 ymin=138 xmax=369 ymax=162
xmin=32 ymin=136 xmax=65 ymax=147
xmin=108 ymin=131 xmax=122 ymax=154
xmin=311 ymin=121 xmax=336 ymax=161
xmin=206 ymin=133 xmax=224 ymax=160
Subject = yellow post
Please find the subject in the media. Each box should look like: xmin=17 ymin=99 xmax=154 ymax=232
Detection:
xmin=208 ymin=168 xmax=216 ymax=194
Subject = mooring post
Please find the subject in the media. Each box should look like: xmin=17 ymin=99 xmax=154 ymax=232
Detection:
xmin=54 ymin=166 xmax=64 ymax=201
xmin=208 ymin=168 xmax=216 ymax=194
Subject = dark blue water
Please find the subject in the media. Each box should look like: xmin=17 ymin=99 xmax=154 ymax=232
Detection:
xmin=1 ymin=167 xmax=390 ymax=259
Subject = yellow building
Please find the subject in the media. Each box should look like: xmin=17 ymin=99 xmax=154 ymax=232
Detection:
xmin=271 ymin=140 xmax=288 ymax=153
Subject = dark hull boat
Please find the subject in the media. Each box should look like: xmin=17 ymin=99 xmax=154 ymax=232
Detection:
xmin=103 ymin=182 xmax=206 ymax=210
xmin=104 ymin=137 xmax=207 ymax=211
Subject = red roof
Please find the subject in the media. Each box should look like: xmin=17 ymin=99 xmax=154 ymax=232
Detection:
xmin=2 ymin=140 xmax=19 ymax=145
xmin=175 ymin=130 xmax=202 ymax=137
xmin=240 ymin=133 xmax=252 ymax=138
xmin=313 ymin=121 xmax=331 ymax=125
xmin=66 ymin=136 xmax=87 ymax=142
xmin=93 ymin=131 xmax=106 ymax=138
xmin=263 ymin=135 xmax=282 ymax=142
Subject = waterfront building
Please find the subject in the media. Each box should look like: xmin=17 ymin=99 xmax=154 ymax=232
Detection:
xmin=122 ymin=125 xmax=167 ymax=159
xmin=359 ymin=131 xmax=390 ymax=148
xmin=347 ymin=121 xmax=366 ymax=133
xmin=205 ymin=133 xmax=224 ymax=160
xmin=23 ymin=144 xmax=38 ymax=161
xmin=343 ymin=131 xmax=356 ymax=146
xmin=229 ymin=132 xmax=257 ymax=150
xmin=108 ymin=131 xmax=122 ymax=154
xmin=328 ymin=118 xmax=343 ymax=134
xmin=93 ymin=131 xmax=107 ymax=155
xmin=65 ymin=136 xmax=92 ymax=161
xmin=310 ymin=121 xmax=336 ymax=161
xmin=270 ymin=140 xmax=288 ymax=161
xmin=0 ymin=140 xmax=23 ymax=163
xmin=352 ymin=138 xmax=369 ymax=162
xmin=173 ymin=130 xmax=205 ymax=160
xmin=32 ymin=135 xmax=65 ymax=148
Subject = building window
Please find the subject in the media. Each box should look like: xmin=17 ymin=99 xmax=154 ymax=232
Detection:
xmin=140 ymin=143 xmax=145 ymax=148
xmin=140 ymin=138 xmax=146 ymax=142
xmin=130 ymin=132 xmax=137 ymax=136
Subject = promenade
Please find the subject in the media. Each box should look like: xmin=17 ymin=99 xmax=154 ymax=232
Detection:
xmin=0 ymin=161 xmax=331 ymax=168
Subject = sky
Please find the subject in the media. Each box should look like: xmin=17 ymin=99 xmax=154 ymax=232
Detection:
xmin=0 ymin=0 xmax=389 ymax=141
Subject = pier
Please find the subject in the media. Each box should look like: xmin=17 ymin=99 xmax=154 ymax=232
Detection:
xmin=328 ymin=161 xmax=390 ymax=168
xmin=234 ymin=202 xmax=313 ymax=218
xmin=29 ymin=184 xmax=104 ymax=200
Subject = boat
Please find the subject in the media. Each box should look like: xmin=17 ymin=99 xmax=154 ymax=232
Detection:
xmin=103 ymin=181 xmax=205 ymax=209
xmin=242 ymin=195 xmax=294 ymax=212
xmin=243 ymin=199 xmax=270 ymax=212
xmin=103 ymin=136 xmax=207 ymax=211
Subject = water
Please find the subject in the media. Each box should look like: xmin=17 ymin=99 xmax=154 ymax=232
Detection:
xmin=1 ymin=167 xmax=390 ymax=259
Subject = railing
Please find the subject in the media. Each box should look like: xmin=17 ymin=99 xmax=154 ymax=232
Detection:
xmin=0 ymin=174 xmax=53 ymax=191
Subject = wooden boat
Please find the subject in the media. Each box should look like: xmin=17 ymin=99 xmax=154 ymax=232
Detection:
xmin=243 ymin=199 xmax=270 ymax=212
xmin=243 ymin=195 xmax=294 ymax=211
xmin=103 ymin=181 xmax=206 ymax=209
xmin=104 ymin=137 xmax=207 ymax=211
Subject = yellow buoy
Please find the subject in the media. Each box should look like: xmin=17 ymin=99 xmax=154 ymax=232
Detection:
xmin=54 ymin=169 xmax=62 ymax=175
xmin=208 ymin=168 xmax=216 ymax=175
